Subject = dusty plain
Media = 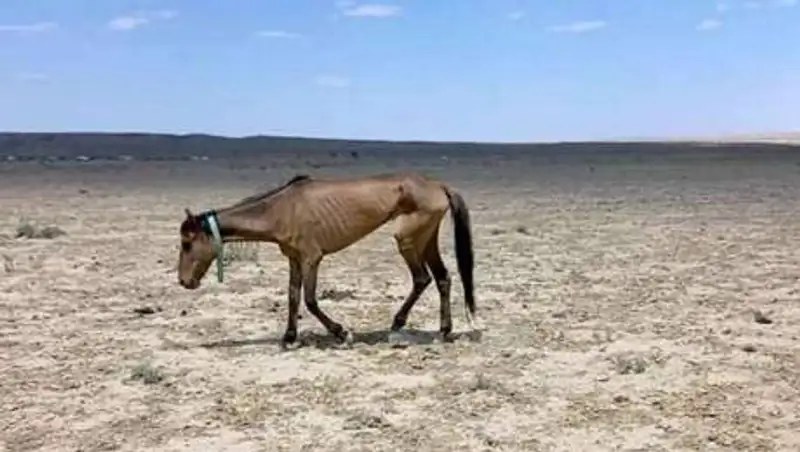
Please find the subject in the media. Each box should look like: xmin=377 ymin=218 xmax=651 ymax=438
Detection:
xmin=2 ymin=146 xmax=800 ymax=451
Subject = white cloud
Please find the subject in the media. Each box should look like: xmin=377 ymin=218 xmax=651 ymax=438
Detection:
xmin=339 ymin=3 xmax=402 ymax=18
xmin=697 ymin=18 xmax=723 ymax=30
xmin=255 ymin=30 xmax=303 ymax=39
xmin=507 ymin=10 xmax=525 ymax=21
xmin=547 ymin=20 xmax=607 ymax=34
xmin=0 ymin=22 xmax=58 ymax=35
xmin=107 ymin=10 xmax=177 ymax=31
xmin=108 ymin=16 xmax=150 ymax=31
xmin=314 ymin=75 xmax=350 ymax=88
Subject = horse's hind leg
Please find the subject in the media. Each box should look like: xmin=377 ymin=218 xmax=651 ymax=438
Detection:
xmin=423 ymin=224 xmax=453 ymax=340
xmin=390 ymin=238 xmax=432 ymax=331
xmin=390 ymin=215 xmax=434 ymax=332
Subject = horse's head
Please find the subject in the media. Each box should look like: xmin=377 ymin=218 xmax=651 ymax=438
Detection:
xmin=177 ymin=208 xmax=220 ymax=289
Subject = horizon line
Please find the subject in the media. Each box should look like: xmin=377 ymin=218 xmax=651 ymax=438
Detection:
xmin=1 ymin=129 xmax=799 ymax=146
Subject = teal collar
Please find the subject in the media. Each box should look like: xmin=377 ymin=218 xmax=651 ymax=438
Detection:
xmin=202 ymin=211 xmax=225 ymax=283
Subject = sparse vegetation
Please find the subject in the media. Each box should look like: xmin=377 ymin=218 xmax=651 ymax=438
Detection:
xmin=128 ymin=361 xmax=166 ymax=385
xmin=609 ymin=349 xmax=669 ymax=375
xmin=2 ymin=254 xmax=14 ymax=274
xmin=221 ymin=242 xmax=259 ymax=267
xmin=611 ymin=353 xmax=650 ymax=375
xmin=488 ymin=225 xmax=530 ymax=236
xmin=343 ymin=411 xmax=392 ymax=430
xmin=320 ymin=287 xmax=357 ymax=301
xmin=14 ymin=219 xmax=66 ymax=239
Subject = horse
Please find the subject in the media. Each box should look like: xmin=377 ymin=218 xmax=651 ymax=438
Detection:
xmin=176 ymin=172 xmax=477 ymax=348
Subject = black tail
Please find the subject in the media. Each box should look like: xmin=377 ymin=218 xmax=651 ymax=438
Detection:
xmin=443 ymin=186 xmax=476 ymax=321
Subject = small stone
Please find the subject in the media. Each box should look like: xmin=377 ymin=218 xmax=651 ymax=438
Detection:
xmin=752 ymin=310 xmax=773 ymax=325
xmin=133 ymin=306 xmax=157 ymax=315
xmin=612 ymin=394 xmax=630 ymax=404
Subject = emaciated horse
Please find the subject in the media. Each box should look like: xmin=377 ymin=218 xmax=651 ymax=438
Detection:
xmin=177 ymin=172 xmax=477 ymax=348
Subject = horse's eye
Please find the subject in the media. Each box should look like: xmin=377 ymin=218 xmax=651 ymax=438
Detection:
xmin=181 ymin=242 xmax=192 ymax=252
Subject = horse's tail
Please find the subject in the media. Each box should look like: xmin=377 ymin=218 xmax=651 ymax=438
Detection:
xmin=443 ymin=186 xmax=476 ymax=328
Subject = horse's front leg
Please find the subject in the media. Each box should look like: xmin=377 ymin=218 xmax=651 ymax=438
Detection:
xmin=301 ymin=255 xmax=352 ymax=345
xmin=281 ymin=257 xmax=302 ymax=349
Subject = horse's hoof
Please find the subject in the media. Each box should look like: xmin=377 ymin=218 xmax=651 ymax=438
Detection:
xmin=280 ymin=330 xmax=299 ymax=351
xmin=334 ymin=329 xmax=354 ymax=349
xmin=343 ymin=329 xmax=354 ymax=344
xmin=438 ymin=331 xmax=456 ymax=343
xmin=467 ymin=315 xmax=486 ymax=333
xmin=280 ymin=341 xmax=296 ymax=352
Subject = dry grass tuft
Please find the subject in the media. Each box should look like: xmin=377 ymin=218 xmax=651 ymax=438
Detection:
xmin=14 ymin=219 xmax=66 ymax=239
xmin=128 ymin=361 xmax=166 ymax=385
xmin=320 ymin=287 xmax=357 ymax=301
xmin=222 ymin=242 xmax=259 ymax=267
xmin=2 ymin=254 xmax=14 ymax=274
xmin=608 ymin=348 xmax=670 ymax=375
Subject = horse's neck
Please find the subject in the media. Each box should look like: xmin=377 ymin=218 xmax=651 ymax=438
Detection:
xmin=216 ymin=203 xmax=279 ymax=242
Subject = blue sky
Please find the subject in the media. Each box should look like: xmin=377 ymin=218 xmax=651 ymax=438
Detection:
xmin=1 ymin=0 xmax=799 ymax=142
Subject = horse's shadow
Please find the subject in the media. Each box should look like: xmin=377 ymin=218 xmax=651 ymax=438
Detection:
xmin=196 ymin=327 xmax=482 ymax=351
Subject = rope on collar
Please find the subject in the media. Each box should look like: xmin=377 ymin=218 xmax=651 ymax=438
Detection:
xmin=201 ymin=211 xmax=225 ymax=283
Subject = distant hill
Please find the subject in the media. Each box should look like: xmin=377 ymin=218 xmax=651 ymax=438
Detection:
xmin=1 ymin=131 xmax=799 ymax=163
xmin=0 ymin=132 xmax=526 ymax=161
xmin=703 ymin=132 xmax=800 ymax=144
xmin=613 ymin=131 xmax=800 ymax=145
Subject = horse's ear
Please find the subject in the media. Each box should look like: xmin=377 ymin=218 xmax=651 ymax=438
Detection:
xmin=182 ymin=208 xmax=200 ymax=232
xmin=184 ymin=208 xmax=200 ymax=226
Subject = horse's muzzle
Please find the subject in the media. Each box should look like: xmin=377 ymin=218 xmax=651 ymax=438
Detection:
xmin=179 ymin=278 xmax=199 ymax=290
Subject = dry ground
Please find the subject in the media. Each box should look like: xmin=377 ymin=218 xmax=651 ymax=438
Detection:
xmin=2 ymin=150 xmax=800 ymax=451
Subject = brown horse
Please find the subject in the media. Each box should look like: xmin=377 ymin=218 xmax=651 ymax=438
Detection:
xmin=177 ymin=172 xmax=477 ymax=348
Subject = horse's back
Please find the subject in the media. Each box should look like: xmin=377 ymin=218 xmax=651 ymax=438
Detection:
xmin=284 ymin=172 xmax=450 ymax=253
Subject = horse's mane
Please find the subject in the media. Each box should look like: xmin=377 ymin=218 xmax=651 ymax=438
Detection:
xmin=229 ymin=174 xmax=311 ymax=208
xmin=181 ymin=175 xmax=312 ymax=235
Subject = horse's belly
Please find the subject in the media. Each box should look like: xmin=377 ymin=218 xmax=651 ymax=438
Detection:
xmin=319 ymin=217 xmax=386 ymax=254
xmin=309 ymin=188 xmax=400 ymax=254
